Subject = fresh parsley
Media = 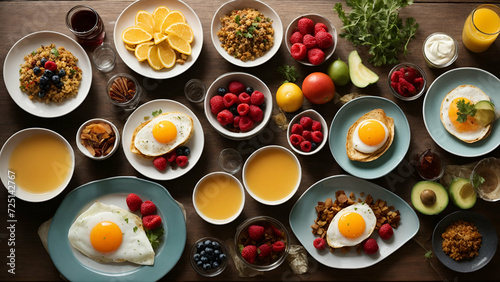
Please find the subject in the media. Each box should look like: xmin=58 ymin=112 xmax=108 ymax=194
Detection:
xmin=50 ymin=47 xmax=59 ymax=57
xmin=235 ymin=15 xmax=241 ymax=25
xmin=152 ymin=109 xmax=163 ymax=117
xmin=425 ymin=250 xmax=433 ymax=259
xmin=334 ymin=0 xmax=419 ymax=66
xmin=456 ymin=99 xmax=476 ymax=123
xmin=146 ymin=227 xmax=164 ymax=249
xmin=276 ymin=65 xmax=299 ymax=83
xmin=472 ymin=173 xmax=485 ymax=189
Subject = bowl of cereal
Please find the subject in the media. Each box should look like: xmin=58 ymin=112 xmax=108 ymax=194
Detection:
xmin=211 ymin=0 xmax=283 ymax=67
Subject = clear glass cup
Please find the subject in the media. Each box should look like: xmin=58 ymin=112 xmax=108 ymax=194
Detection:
xmin=218 ymin=148 xmax=243 ymax=174
xmin=106 ymin=73 xmax=142 ymax=110
xmin=66 ymin=5 xmax=106 ymax=47
xmin=92 ymin=43 xmax=116 ymax=72
xmin=462 ymin=4 xmax=500 ymax=53
xmin=415 ymin=149 xmax=446 ymax=181
xmin=184 ymin=78 xmax=206 ymax=103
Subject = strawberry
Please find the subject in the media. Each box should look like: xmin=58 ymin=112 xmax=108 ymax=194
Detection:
xmin=142 ymin=215 xmax=162 ymax=230
xmin=248 ymin=225 xmax=265 ymax=241
xmin=126 ymin=193 xmax=142 ymax=212
xmin=241 ymin=245 xmax=257 ymax=264
xmin=141 ymin=200 xmax=156 ymax=216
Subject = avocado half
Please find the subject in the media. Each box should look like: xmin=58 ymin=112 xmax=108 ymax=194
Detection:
xmin=348 ymin=50 xmax=379 ymax=88
xmin=411 ymin=181 xmax=449 ymax=215
xmin=449 ymin=177 xmax=477 ymax=209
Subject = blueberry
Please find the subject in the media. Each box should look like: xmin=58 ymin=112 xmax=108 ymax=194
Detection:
xmin=58 ymin=69 xmax=66 ymax=77
xmin=33 ymin=66 xmax=41 ymax=75
xmin=212 ymin=261 xmax=219 ymax=269
xmin=197 ymin=242 xmax=204 ymax=252
xmin=245 ymin=86 xmax=254 ymax=94
xmin=228 ymin=104 xmax=238 ymax=116
xmin=38 ymin=90 xmax=46 ymax=98
xmin=43 ymin=70 xmax=53 ymax=78
xmin=212 ymin=241 xmax=220 ymax=249
xmin=214 ymin=250 xmax=220 ymax=256
xmin=205 ymin=247 xmax=213 ymax=255
xmin=196 ymin=260 xmax=203 ymax=267
xmin=200 ymin=256 xmax=208 ymax=263
xmin=193 ymin=253 xmax=200 ymax=262
xmin=203 ymin=263 xmax=212 ymax=270
xmin=39 ymin=82 xmax=49 ymax=90
xmin=311 ymin=142 xmax=318 ymax=151
xmin=183 ymin=147 xmax=191 ymax=156
xmin=200 ymin=250 xmax=206 ymax=257
xmin=204 ymin=240 xmax=212 ymax=246
xmin=217 ymin=87 xmax=226 ymax=96
xmin=39 ymin=76 xmax=49 ymax=85
xmin=219 ymin=253 xmax=227 ymax=261
xmin=52 ymin=75 xmax=60 ymax=84
xmin=258 ymin=102 xmax=266 ymax=110
xmin=56 ymin=82 xmax=64 ymax=88
xmin=40 ymin=58 xmax=47 ymax=67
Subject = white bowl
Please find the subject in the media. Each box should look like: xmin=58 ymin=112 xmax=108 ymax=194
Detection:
xmin=285 ymin=14 xmax=337 ymax=66
xmin=192 ymin=172 xmax=245 ymax=225
xmin=0 ymin=128 xmax=75 ymax=202
xmin=242 ymin=145 xmax=301 ymax=205
xmin=211 ymin=0 xmax=283 ymax=67
xmin=287 ymin=109 xmax=328 ymax=155
xmin=76 ymin=118 xmax=120 ymax=160
xmin=204 ymin=72 xmax=272 ymax=140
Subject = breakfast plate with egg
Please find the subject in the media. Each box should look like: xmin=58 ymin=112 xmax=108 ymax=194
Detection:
xmin=423 ymin=67 xmax=500 ymax=157
xmin=289 ymin=174 xmax=419 ymax=269
xmin=122 ymin=99 xmax=204 ymax=180
xmin=329 ymin=96 xmax=411 ymax=179
xmin=47 ymin=176 xmax=186 ymax=281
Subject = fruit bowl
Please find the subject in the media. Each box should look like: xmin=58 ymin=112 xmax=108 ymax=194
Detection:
xmin=287 ymin=109 xmax=328 ymax=155
xmin=388 ymin=62 xmax=427 ymax=101
xmin=204 ymin=72 xmax=273 ymax=140
xmin=190 ymin=237 xmax=228 ymax=277
xmin=285 ymin=14 xmax=337 ymax=66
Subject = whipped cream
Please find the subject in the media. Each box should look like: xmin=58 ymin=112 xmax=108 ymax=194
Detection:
xmin=424 ymin=33 xmax=457 ymax=67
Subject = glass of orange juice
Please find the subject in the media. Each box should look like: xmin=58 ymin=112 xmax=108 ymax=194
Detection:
xmin=462 ymin=4 xmax=500 ymax=53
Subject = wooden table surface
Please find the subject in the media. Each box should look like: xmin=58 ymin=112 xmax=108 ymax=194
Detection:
xmin=1 ymin=0 xmax=499 ymax=281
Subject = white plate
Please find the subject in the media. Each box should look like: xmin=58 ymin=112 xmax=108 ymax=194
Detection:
xmin=114 ymin=0 xmax=203 ymax=79
xmin=122 ymin=99 xmax=204 ymax=180
xmin=3 ymin=31 xmax=92 ymax=118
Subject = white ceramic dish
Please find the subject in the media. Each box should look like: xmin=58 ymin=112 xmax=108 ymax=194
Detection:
xmin=3 ymin=31 xmax=92 ymax=118
xmin=76 ymin=118 xmax=120 ymax=160
xmin=122 ymin=99 xmax=204 ymax=180
xmin=211 ymin=0 xmax=283 ymax=67
xmin=204 ymin=72 xmax=272 ymax=140
xmin=114 ymin=0 xmax=203 ymax=79
xmin=0 ymin=128 xmax=75 ymax=202
xmin=287 ymin=109 xmax=328 ymax=155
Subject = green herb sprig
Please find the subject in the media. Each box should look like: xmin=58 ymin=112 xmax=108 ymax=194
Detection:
xmin=146 ymin=227 xmax=164 ymax=249
xmin=456 ymin=99 xmax=476 ymax=123
xmin=276 ymin=65 xmax=299 ymax=84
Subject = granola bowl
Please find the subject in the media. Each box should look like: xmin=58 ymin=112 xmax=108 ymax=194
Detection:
xmin=76 ymin=118 xmax=120 ymax=160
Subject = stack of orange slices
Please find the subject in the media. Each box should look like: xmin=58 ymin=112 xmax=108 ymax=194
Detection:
xmin=122 ymin=6 xmax=193 ymax=70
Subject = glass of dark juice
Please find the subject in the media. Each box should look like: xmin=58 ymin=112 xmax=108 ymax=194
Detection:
xmin=66 ymin=5 xmax=105 ymax=47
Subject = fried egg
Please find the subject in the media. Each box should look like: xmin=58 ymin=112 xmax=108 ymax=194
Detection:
xmin=440 ymin=85 xmax=491 ymax=143
xmin=68 ymin=202 xmax=155 ymax=265
xmin=352 ymin=119 xmax=389 ymax=153
xmin=326 ymin=203 xmax=377 ymax=248
xmin=132 ymin=111 xmax=194 ymax=157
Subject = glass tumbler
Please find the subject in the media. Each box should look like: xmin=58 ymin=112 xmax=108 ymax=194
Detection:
xmin=66 ymin=5 xmax=106 ymax=47
xmin=462 ymin=4 xmax=500 ymax=53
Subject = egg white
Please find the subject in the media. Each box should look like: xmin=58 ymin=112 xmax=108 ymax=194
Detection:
xmin=326 ymin=203 xmax=377 ymax=248
xmin=68 ymin=201 xmax=155 ymax=265
xmin=352 ymin=119 xmax=389 ymax=154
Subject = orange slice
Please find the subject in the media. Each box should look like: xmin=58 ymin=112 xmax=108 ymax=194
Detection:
xmin=135 ymin=42 xmax=153 ymax=62
xmin=167 ymin=34 xmax=191 ymax=55
xmin=165 ymin=22 xmax=193 ymax=43
xmin=147 ymin=45 xmax=163 ymax=70
xmin=125 ymin=44 xmax=136 ymax=51
xmin=160 ymin=10 xmax=186 ymax=33
xmin=122 ymin=27 xmax=153 ymax=45
xmin=157 ymin=41 xmax=176 ymax=68
xmin=135 ymin=10 xmax=155 ymax=35
xmin=153 ymin=32 xmax=168 ymax=45
xmin=153 ymin=6 xmax=170 ymax=33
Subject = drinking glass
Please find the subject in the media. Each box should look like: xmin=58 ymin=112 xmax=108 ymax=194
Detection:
xmin=92 ymin=43 xmax=116 ymax=72
xmin=66 ymin=5 xmax=106 ymax=47
xmin=462 ymin=4 xmax=500 ymax=53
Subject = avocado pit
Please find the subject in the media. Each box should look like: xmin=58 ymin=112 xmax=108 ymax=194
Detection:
xmin=420 ymin=189 xmax=437 ymax=206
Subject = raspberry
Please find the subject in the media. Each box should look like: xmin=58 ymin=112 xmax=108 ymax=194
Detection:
xmin=302 ymin=130 xmax=312 ymax=141
xmin=289 ymin=31 xmax=303 ymax=44
xmin=217 ymin=109 xmax=234 ymax=126
xmin=315 ymin=31 xmax=333 ymax=49
xmin=248 ymin=105 xmax=263 ymax=122
xmin=314 ymin=23 xmax=328 ymax=34
xmin=290 ymin=43 xmax=307 ymax=60
xmin=291 ymin=123 xmax=303 ymax=135
xmin=270 ymin=224 xmax=283 ymax=237
xmin=298 ymin=17 xmax=314 ymax=35
xmin=210 ymin=95 xmax=225 ymax=115
xmin=166 ymin=151 xmax=177 ymax=163
xmin=362 ymin=238 xmax=379 ymax=255
xmin=390 ymin=82 xmax=399 ymax=93
xmin=307 ymin=48 xmax=325 ymax=65
xmin=390 ymin=70 xmax=402 ymax=83
xmin=413 ymin=77 xmax=425 ymax=91
xmin=142 ymin=215 xmax=162 ymax=230
xmin=141 ymin=200 xmax=156 ymax=216
xmin=238 ymin=92 xmax=251 ymax=104
xmin=398 ymin=77 xmax=416 ymax=96
xmin=300 ymin=140 xmax=312 ymax=152
xmin=311 ymin=120 xmax=322 ymax=131
xmin=228 ymin=81 xmax=245 ymax=95
xmin=248 ymin=225 xmax=265 ymax=240
xmin=175 ymin=155 xmax=188 ymax=167
xmin=303 ymin=34 xmax=317 ymax=49
xmin=237 ymin=103 xmax=250 ymax=116
xmin=313 ymin=237 xmax=326 ymax=250
xmin=241 ymin=245 xmax=257 ymax=264
xmin=379 ymin=223 xmax=394 ymax=240
xmin=223 ymin=93 xmax=238 ymax=107
xmin=311 ymin=131 xmax=323 ymax=143
xmin=239 ymin=116 xmax=254 ymax=132
xmin=44 ymin=61 xmax=57 ymax=71
xmin=233 ymin=115 xmax=240 ymax=128
xmin=126 ymin=193 xmax=142 ymax=212
xmin=153 ymin=156 xmax=168 ymax=171
xmin=289 ymin=134 xmax=304 ymax=147
xmin=250 ymin=91 xmax=265 ymax=106
xmin=258 ymin=244 xmax=272 ymax=259
xmin=272 ymin=240 xmax=286 ymax=252
xmin=402 ymin=66 xmax=417 ymax=82
xmin=299 ymin=116 xmax=313 ymax=129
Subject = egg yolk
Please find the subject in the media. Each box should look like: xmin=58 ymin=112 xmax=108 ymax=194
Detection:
xmin=153 ymin=120 xmax=177 ymax=143
xmin=338 ymin=212 xmax=366 ymax=239
xmin=448 ymin=97 xmax=480 ymax=133
xmin=90 ymin=221 xmax=123 ymax=253
xmin=358 ymin=119 xmax=386 ymax=146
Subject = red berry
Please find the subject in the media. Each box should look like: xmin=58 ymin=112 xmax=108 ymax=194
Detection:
xmin=300 ymin=140 xmax=312 ymax=152
xmin=241 ymin=245 xmax=257 ymax=264
xmin=250 ymin=91 xmax=265 ymax=106
xmin=239 ymin=116 xmax=254 ymax=132
xmin=238 ymin=92 xmax=251 ymax=104
xmin=403 ymin=67 xmax=417 ymax=82
xmin=314 ymin=23 xmax=328 ymax=34
xmin=237 ymin=103 xmax=250 ymax=116
xmin=311 ymin=120 xmax=322 ymax=131
xmin=289 ymin=134 xmax=304 ymax=147
xmin=210 ymin=95 xmax=225 ymax=115
xmin=289 ymin=31 xmax=303 ymax=44
xmin=291 ymin=123 xmax=304 ymax=135
xmin=258 ymin=244 xmax=272 ymax=259
xmin=248 ymin=225 xmax=265 ymax=240
xmin=291 ymin=43 xmax=307 ymax=60
xmin=233 ymin=115 xmax=240 ymax=128
xmin=141 ymin=200 xmax=156 ymax=216
xmin=44 ymin=61 xmax=57 ymax=71
xmin=311 ymin=131 xmax=323 ymax=143
xmin=248 ymin=105 xmax=263 ymax=122
xmin=298 ymin=17 xmax=314 ymax=35
xmin=165 ymin=151 xmax=177 ymax=163
xmin=217 ymin=109 xmax=234 ymax=126
xmin=126 ymin=193 xmax=142 ymax=212
xmin=223 ymin=93 xmax=238 ymax=107
xmin=153 ymin=156 xmax=168 ymax=171
xmin=315 ymin=31 xmax=333 ymax=49
xmin=413 ymin=77 xmax=425 ymax=91
xmin=313 ymin=237 xmax=326 ymax=250
xmin=272 ymin=240 xmax=286 ymax=252
xmin=307 ymin=48 xmax=325 ymax=65
xmin=303 ymin=34 xmax=317 ymax=49
xmin=142 ymin=215 xmax=162 ymax=230
xmin=390 ymin=70 xmax=402 ymax=83
xmin=362 ymin=238 xmax=379 ymax=255
xmin=379 ymin=223 xmax=394 ymax=240
xmin=299 ymin=116 xmax=313 ymax=129
xmin=302 ymin=130 xmax=312 ymax=141
xmin=228 ymin=81 xmax=245 ymax=94
xmin=175 ymin=155 xmax=188 ymax=167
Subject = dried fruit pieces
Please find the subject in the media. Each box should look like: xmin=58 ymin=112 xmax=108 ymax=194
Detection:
xmin=80 ymin=122 xmax=116 ymax=157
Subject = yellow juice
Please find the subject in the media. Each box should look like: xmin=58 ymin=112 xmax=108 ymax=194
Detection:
xmin=244 ymin=147 xmax=299 ymax=202
xmin=9 ymin=134 xmax=72 ymax=194
xmin=462 ymin=6 xmax=500 ymax=52
xmin=194 ymin=174 xmax=243 ymax=220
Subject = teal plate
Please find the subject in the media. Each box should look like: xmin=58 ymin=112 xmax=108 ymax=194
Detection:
xmin=47 ymin=177 xmax=186 ymax=281
xmin=423 ymin=67 xmax=500 ymax=157
xmin=329 ymin=96 xmax=411 ymax=179
xmin=289 ymin=175 xmax=419 ymax=269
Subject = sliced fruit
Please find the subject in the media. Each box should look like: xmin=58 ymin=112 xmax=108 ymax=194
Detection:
xmin=348 ymin=50 xmax=379 ymax=88
xmin=154 ymin=32 xmax=168 ymax=45
xmin=165 ymin=22 xmax=193 ymax=43
xmin=474 ymin=100 xmax=496 ymax=126
xmin=125 ymin=44 xmax=136 ymax=51
xmin=147 ymin=45 xmax=163 ymax=70
xmin=122 ymin=27 xmax=153 ymax=45
xmin=411 ymin=181 xmax=448 ymax=215
xmin=135 ymin=42 xmax=153 ymax=62
xmin=160 ymin=10 xmax=186 ymax=33
xmin=153 ymin=6 xmax=170 ymax=33
xmin=157 ymin=41 xmax=176 ymax=68
xmin=167 ymin=34 xmax=191 ymax=55
xmin=135 ymin=10 xmax=155 ymax=35
xmin=448 ymin=177 xmax=477 ymax=209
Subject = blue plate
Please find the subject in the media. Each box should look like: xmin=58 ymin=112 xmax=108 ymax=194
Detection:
xmin=423 ymin=67 xmax=500 ymax=157
xmin=47 ymin=177 xmax=186 ymax=281
xmin=329 ymin=96 xmax=411 ymax=179
xmin=289 ymin=175 xmax=419 ymax=269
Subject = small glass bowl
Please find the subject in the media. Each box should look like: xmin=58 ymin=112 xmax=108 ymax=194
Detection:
xmin=190 ymin=237 xmax=228 ymax=277
xmin=422 ymin=32 xmax=459 ymax=69
xmin=415 ymin=149 xmax=446 ymax=181
xmin=470 ymin=157 xmax=500 ymax=202
xmin=106 ymin=73 xmax=142 ymax=109
xmin=218 ymin=148 xmax=243 ymax=174
xmin=388 ymin=62 xmax=427 ymax=101
xmin=184 ymin=78 xmax=206 ymax=103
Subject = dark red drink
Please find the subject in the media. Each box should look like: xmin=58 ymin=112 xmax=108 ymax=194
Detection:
xmin=416 ymin=149 xmax=445 ymax=181
xmin=66 ymin=6 xmax=105 ymax=47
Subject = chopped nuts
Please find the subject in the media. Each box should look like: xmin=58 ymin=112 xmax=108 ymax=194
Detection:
xmin=80 ymin=122 xmax=116 ymax=157
xmin=109 ymin=76 xmax=136 ymax=103
xmin=441 ymin=220 xmax=482 ymax=261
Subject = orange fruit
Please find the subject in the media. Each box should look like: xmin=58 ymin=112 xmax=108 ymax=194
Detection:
xmin=135 ymin=10 xmax=155 ymax=35
xmin=135 ymin=42 xmax=153 ymax=62
xmin=276 ymin=83 xmax=303 ymax=112
xmin=167 ymin=34 xmax=191 ymax=55
xmin=122 ymin=27 xmax=153 ymax=45
xmin=165 ymin=22 xmax=193 ymax=43
xmin=153 ymin=6 xmax=170 ymax=33
xmin=147 ymin=45 xmax=163 ymax=70
xmin=160 ymin=10 xmax=186 ymax=33
xmin=157 ymin=41 xmax=176 ymax=68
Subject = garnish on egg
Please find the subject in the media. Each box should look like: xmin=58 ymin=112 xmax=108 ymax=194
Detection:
xmin=456 ymin=98 xmax=477 ymax=123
